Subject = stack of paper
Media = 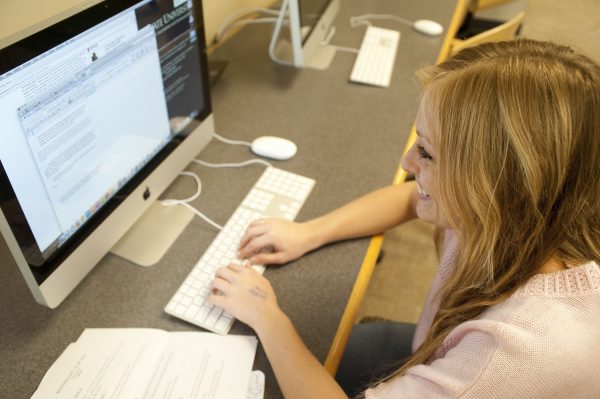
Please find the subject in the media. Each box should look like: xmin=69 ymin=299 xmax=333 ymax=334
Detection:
xmin=32 ymin=328 xmax=259 ymax=399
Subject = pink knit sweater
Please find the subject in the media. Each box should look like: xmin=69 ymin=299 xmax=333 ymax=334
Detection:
xmin=366 ymin=230 xmax=600 ymax=398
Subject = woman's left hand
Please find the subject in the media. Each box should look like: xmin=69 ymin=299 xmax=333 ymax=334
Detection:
xmin=208 ymin=262 xmax=280 ymax=331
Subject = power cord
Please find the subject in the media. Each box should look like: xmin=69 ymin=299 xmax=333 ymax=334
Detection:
xmin=214 ymin=7 xmax=287 ymax=43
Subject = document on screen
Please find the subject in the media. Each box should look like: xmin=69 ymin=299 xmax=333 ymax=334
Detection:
xmin=31 ymin=328 xmax=258 ymax=399
xmin=17 ymin=25 xmax=171 ymax=238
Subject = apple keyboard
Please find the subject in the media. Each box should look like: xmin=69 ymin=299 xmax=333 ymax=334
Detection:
xmin=165 ymin=167 xmax=315 ymax=334
xmin=350 ymin=26 xmax=401 ymax=88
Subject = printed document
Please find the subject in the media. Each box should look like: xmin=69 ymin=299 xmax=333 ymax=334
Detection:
xmin=31 ymin=328 xmax=258 ymax=399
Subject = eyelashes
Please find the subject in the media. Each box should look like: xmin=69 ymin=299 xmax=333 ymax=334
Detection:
xmin=416 ymin=144 xmax=434 ymax=161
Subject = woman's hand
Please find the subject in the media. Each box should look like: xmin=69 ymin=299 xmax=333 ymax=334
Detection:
xmin=208 ymin=262 xmax=282 ymax=331
xmin=237 ymin=219 xmax=319 ymax=265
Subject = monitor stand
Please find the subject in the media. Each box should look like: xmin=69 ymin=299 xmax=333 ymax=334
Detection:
xmin=111 ymin=201 xmax=193 ymax=267
xmin=269 ymin=0 xmax=337 ymax=70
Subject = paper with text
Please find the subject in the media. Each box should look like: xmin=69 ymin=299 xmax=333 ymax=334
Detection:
xmin=31 ymin=328 xmax=258 ymax=399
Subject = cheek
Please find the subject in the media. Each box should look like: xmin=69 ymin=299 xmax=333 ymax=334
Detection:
xmin=415 ymin=196 xmax=448 ymax=228
xmin=414 ymin=169 xmax=449 ymax=227
xmin=417 ymin=167 xmax=436 ymax=193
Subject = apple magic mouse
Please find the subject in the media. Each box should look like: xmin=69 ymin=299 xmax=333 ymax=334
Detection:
xmin=251 ymin=136 xmax=297 ymax=161
xmin=413 ymin=19 xmax=444 ymax=37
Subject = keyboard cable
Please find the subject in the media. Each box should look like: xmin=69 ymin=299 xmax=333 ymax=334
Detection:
xmin=160 ymin=171 xmax=224 ymax=231
xmin=160 ymin=134 xmax=274 ymax=231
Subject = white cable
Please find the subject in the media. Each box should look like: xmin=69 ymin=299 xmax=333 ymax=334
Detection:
xmin=350 ymin=14 xmax=414 ymax=29
xmin=161 ymin=172 xmax=224 ymax=231
xmin=192 ymin=159 xmax=273 ymax=169
xmin=350 ymin=16 xmax=372 ymax=28
xmin=319 ymin=25 xmax=337 ymax=45
xmin=213 ymin=132 xmax=252 ymax=147
xmin=215 ymin=7 xmax=282 ymax=42
xmin=208 ymin=133 xmax=273 ymax=167
xmin=327 ymin=44 xmax=359 ymax=54
xmin=174 ymin=201 xmax=224 ymax=231
xmin=217 ymin=17 xmax=287 ymax=43
xmin=161 ymin=171 xmax=202 ymax=205
xmin=317 ymin=26 xmax=359 ymax=54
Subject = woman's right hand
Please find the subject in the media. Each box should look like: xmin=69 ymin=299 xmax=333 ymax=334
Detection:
xmin=237 ymin=218 xmax=319 ymax=265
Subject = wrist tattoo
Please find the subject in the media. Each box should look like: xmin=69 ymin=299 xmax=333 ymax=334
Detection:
xmin=249 ymin=286 xmax=268 ymax=300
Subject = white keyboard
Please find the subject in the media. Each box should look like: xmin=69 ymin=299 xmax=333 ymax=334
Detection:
xmin=350 ymin=26 xmax=401 ymax=88
xmin=165 ymin=167 xmax=315 ymax=334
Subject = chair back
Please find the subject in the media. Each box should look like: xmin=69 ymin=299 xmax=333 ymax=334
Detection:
xmin=475 ymin=0 xmax=518 ymax=11
xmin=437 ymin=0 xmax=473 ymax=63
xmin=450 ymin=10 xmax=525 ymax=55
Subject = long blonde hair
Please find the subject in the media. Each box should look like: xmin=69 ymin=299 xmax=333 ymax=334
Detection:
xmin=378 ymin=40 xmax=600 ymax=386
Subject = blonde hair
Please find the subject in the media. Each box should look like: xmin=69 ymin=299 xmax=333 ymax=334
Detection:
xmin=371 ymin=40 xmax=600 ymax=391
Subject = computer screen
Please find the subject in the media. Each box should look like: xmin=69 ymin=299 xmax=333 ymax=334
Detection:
xmin=0 ymin=0 xmax=214 ymax=307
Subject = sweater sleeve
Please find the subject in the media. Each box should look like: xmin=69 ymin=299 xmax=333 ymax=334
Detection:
xmin=366 ymin=264 xmax=600 ymax=399
xmin=365 ymin=303 xmax=600 ymax=398
xmin=366 ymin=320 xmax=502 ymax=399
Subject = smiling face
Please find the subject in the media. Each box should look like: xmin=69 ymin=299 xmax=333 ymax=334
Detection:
xmin=401 ymin=95 xmax=451 ymax=228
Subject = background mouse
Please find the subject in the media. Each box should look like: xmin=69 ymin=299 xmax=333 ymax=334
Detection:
xmin=413 ymin=19 xmax=444 ymax=37
xmin=251 ymin=136 xmax=297 ymax=160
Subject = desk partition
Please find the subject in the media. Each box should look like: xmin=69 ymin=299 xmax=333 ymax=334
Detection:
xmin=0 ymin=0 xmax=457 ymax=397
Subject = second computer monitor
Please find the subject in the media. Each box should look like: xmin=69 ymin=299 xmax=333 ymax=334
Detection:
xmin=270 ymin=0 xmax=340 ymax=70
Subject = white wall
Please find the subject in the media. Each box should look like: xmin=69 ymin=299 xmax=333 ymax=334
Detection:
xmin=203 ymin=0 xmax=274 ymax=44
xmin=0 ymin=0 xmax=276 ymax=46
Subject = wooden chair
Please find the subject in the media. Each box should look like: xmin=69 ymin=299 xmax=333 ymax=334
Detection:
xmin=475 ymin=0 xmax=519 ymax=12
xmin=437 ymin=0 xmax=472 ymax=62
xmin=450 ymin=10 xmax=525 ymax=56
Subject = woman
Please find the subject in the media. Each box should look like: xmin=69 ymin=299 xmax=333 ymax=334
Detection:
xmin=208 ymin=40 xmax=600 ymax=398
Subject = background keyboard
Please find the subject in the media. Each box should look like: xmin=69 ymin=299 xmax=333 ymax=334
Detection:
xmin=165 ymin=167 xmax=315 ymax=334
xmin=350 ymin=26 xmax=401 ymax=88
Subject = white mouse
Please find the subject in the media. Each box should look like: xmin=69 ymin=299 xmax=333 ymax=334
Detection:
xmin=413 ymin=19 xmax=444 ymax=37
xmin=251 ymin=136 xmax=297 ymax=160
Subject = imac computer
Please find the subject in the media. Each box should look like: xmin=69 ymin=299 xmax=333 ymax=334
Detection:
xmin=270 ymin=0 xmax=340 ymax=70
xmin=0 ymin=0 xmax=214 ymax=308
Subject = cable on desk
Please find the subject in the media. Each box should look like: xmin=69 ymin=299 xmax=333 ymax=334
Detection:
xmin=213 ymin=132 xmax=252 ymax=147
xmin=327 ymin=44 xmax=359 ymax=54
xmin=218 ymin=18 xmax=288 ymax=43
xmin=209 ymin=134 xmax=274 ymax=167
xmin=350 ymin=14 xmax=414 ymax=29
xmin=215 ymin=7 xmax=287 ymax=43
xmin=162 ymin=157 xmax=272 ymax=230
xmin=319 ymin=26 xmax=359 ymax=54
xmin=161 ymin=171 xmax=224 ymax=231
xmin=192 ymin=159 xmax=273 ymax=169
